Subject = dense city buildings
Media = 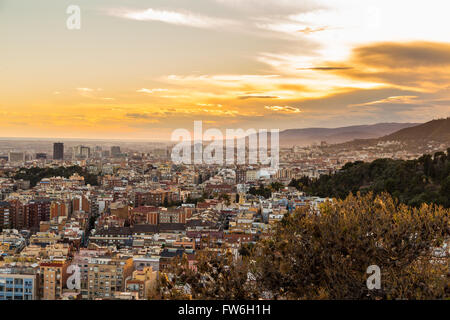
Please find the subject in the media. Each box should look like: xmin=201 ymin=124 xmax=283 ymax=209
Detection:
xmin=0 ymin=138 xmax=329 ymax=299
xmin=0 ymin=127 xmax=448 ymax=300
xmin=2 ymin=0 xmax=449 ymax=308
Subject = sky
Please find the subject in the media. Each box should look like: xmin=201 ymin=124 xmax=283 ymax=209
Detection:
xmin=1 ymin=0 xmax=450 ymax=140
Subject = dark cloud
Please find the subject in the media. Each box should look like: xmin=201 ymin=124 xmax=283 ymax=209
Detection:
xmin=282 ymin=87 xmax=423 ymax=113
xmin=126 ymin=113 xmax=151 ymax=119
xmin=429 ymin=99 xmax=450 ymax=106
xmin=352 ymin=41 xmax=450 ymax=69
xmin=298 ymin=66 xmax=353 ymax=71
xmin=238 ymin=95 xmax=279 ymax=100
xmin=325 ymin=41 xmax=450 ymax=88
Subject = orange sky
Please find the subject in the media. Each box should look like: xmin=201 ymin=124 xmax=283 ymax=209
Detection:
xmin=1 ymin=0 xmax=450 ymax=140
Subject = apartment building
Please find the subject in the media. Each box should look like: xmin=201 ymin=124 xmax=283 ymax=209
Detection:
xmin=0 ymin=265 xmax=39 ymax=300
xmin=87 ymin=256 xmax=133 ymax=299
xmin=0 ymin=201 xmax=11 ymax=229
xmin=125 ymin=266 xmax=158 ymax=300
xmin=39 ymin=259 xmax=69 ymax=300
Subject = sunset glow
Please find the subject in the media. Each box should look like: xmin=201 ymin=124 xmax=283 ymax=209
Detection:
xmin=1 ymin=0 xmax=450 ymax=139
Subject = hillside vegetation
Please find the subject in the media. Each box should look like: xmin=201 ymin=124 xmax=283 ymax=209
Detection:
xmin=289 ymin=149 xmax=450 ymax=208
xmin=13 ymin=165 xmax=99 ymax=187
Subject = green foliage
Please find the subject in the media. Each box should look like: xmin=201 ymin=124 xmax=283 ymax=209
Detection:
xmin=185 ymin=196 xmax=205 ymax=205
xmin=13 ymin=165 xmax=98 ymax=187
xmin=249 ymin=184 xmax=272 ymax=199
xmin=162 ymin=199 xmax=183 ymax=208
xmin=290 ymin=150 xmax=450 ymax=208
xmin=238 ymin=243 xmax=254 ymax=257
xmin=218 ymin=193 xmax=231 ymax=205
xmin=270 ymin=182 xmax=284 ymax=192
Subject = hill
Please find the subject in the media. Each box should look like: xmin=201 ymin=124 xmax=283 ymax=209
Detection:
xmin=289 ymin=149 xmax=450 ymax=208
xmin=329 ymin=117 xmax=450 ymax=153
xmin=278 ymin=122 xmax=419 ymax=146
xmin=381 ymin=117 xmax=450 ymax=143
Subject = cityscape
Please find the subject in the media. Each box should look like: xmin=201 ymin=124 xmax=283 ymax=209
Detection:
xmin=0 ymin=0 xmax=449 ymax=307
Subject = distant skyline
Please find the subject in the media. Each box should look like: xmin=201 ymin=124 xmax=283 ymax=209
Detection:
xmin=1 ymin=0 xmax=450 ymax=140
xmin=0 ymin=121 xmax=422 ymax=143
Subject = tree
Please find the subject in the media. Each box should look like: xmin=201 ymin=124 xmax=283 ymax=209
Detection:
xmin=248 ymin=184 xmax=272 ymax=199
xmin=251 ymin=192 xmax=449 ymax=299
xmin=270 ymin=182 xmax=284 ymax=192
xmin=13 ymin=165 xmax=99 ymax=187
xmin=158 ymin=250 xmax=257 ymax=300
xmin=159 ymin=192 xmax=449 ymax=300
xmin=218 ymin=193 xmax=231 ymax=205
xmin=290 ymin=153 xmax=450 ymax=208
xmin=238 ymin=243 xmax=254 ymax=257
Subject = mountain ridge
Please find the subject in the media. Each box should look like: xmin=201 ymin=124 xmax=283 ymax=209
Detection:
xmin=278 ymin=122 xmax=420 ymax=146
xmin=380 ymin=117 xmax=450 ymax=142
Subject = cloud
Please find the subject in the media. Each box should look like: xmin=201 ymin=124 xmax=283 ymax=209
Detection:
xmin=197 ymin=103 xmax=223 ymax=107
xmin=76 ymin=87 xmax=113 ymax=100
xmin=168 ymin=74 xmax=279 ymax=81
xmin=352 ymin=41 xmax=450 ymax=69
xmin=77 ymin=88 xmax=93 ymax=92
xmin=126 ymin=113 xmax=150 ymax=119
xmin=322 ymin=42 xmax=450 ymax=90
xmin=214 ymin=0 xmax=322 ymax=15
xmin=125 ymin=113 xmax=161 ymax=123
xmin=297 ymin=26 xmax=328 ymax=34
xmin=265 ymin=105 xmax=301 ymax=113
xmin=349 ymin=96 xmax=419 ymax=108
xmin=238 ymin=95 xmax=279 ymax=100
xmin=76 ymin=87 xmax=95 ymax=98
xmin=108 ymin=8 xmax=235 ymax=29
xmin=298 ymin=66 xmax=353 ymax=71
xmin=137 ymin=88 xmax=169 ymax=94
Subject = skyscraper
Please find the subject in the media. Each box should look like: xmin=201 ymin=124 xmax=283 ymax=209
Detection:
xmin=111 ymin=146 xmax=121 ymax=157
xmin=8 ymin=152 xmax=24 ymax=163
xmin=53 ymin=143 xmax=64 ymax=160
xmin=73 ymin=145 xmax=90 ymax=159
xmin=35 ymin=153 xmax=47 ymax=160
